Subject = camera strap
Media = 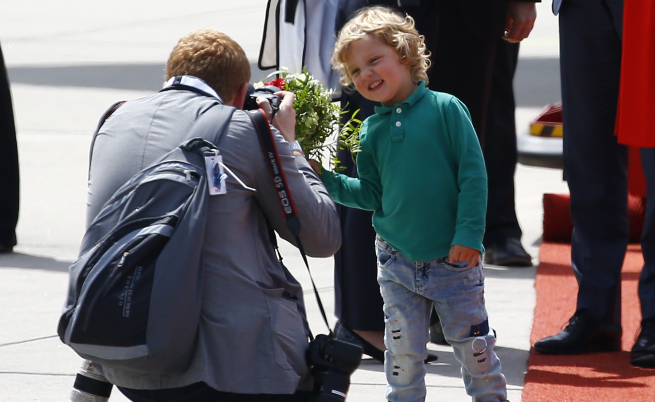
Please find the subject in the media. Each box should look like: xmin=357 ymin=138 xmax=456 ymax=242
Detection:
xmin=247 ymin=109 xmax=333 ymax=340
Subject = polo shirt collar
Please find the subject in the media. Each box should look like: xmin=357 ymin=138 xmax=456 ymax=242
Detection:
xmin=374 ymin=81 xmax=428 ymax=115
xmin=162 ymin=75 xmax=223 ymax=102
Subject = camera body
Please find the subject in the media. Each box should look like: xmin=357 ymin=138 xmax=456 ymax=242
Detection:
xmin=244 ymin=84 xmax=281 ymax=114
xmin=307 ymin=334 xmax=363 ymax=402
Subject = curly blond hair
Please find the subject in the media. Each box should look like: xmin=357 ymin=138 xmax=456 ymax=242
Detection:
xmin=166 ymin=30 xmax=251 ymax=102
xmin=332 ymin=6 xmax=430 ymax=88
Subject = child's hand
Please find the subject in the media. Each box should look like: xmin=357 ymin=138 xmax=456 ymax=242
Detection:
xmin=448 ymin=245 xmax=480 ymax=268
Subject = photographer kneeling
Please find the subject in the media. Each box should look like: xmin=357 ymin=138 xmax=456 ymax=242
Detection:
xmin=76 ymin=29 xmax=341 ymax=402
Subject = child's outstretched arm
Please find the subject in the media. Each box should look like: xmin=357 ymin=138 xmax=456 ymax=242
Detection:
xmin=308 ymin=146 xmax=382 ymax=212
xmin=313 ymin=162 xmax=381 ymax=211
xmin=448 ymin=245 xmax=480 ymax=268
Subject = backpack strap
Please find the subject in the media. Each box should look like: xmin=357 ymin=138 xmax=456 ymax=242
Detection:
xmin=246 ymin=109 xmax=333 ymax=338
xmin=89 ymin=76 xmax=226 ymax=173
xmin=183 ymin=103 xmax=235 ymax=147
xmin=88 ymin=92 xmax=235 ymax=179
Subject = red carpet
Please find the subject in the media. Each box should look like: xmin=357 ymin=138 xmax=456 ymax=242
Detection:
xmin=522 ymin=194 xmax=653 ymax=402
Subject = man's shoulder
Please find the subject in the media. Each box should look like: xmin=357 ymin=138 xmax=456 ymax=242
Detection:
xmin=223 ymin=109 xmax=261 ymax=139
xmin=114 ymin=89 xmax=219 ymax=119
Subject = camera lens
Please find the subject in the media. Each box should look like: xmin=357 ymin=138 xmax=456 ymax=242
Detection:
xmin=311 ymin=370 xmax=351 ymax=402
xmin=69 ymin=360 xmax=113 ymax=402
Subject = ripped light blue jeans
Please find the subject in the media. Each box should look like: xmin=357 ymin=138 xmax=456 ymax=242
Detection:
xmin=376 ymin=236 xmax=507 ymax=402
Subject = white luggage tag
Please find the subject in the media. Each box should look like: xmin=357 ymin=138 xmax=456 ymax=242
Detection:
xmin=205 ymin=151 xmax=227 ymax=195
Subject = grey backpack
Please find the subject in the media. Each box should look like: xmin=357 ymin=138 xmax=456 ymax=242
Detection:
xmin=57 ymin=104 xmax=235 ymax=375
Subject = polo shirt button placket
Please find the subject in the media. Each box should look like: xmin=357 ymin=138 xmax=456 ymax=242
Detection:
xmin=391 ymin=108 xmax=406 ymax=142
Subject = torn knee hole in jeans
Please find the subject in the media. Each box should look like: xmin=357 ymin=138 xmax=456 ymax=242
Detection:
xmin=469 ymin=320 xmax=490 ymax=363
xmin=472 ymin=336 xmax=488 ymax=363
xmin=392 ymin=364 xmax=404 ymax=376
xmin=388 ymin=318 xmax=402 ymax=343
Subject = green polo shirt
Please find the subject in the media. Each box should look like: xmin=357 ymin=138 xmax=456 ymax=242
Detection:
xmin=322 ymin=82 xmax=487 ymax=261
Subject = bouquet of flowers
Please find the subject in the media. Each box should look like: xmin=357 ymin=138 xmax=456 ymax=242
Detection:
xmin=253 ymin=68 xmax=361 ymax=170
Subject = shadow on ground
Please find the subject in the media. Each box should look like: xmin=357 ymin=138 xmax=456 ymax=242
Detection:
xmin=0 ymin=253 xmax=71 ymax=272
xmin=7 ymin=62 xmax=272 ymax=92
xmin=356 ymin=346 xmax=529 ymax=387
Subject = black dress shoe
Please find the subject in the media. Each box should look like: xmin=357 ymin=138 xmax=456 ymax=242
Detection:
xmin=0 ymin=244 xmax=13 ymax=253
xmin=335 ymin=320 xmax=385 ymax=362
xmin=334 ymin=321 xmax=438 ymax=364
xmin=630 ymin=319 xmax=655 ymax=361
xmin=630 ymin=354 xmax=655 ymax=368
xmin=533 ymin=309 xmax=622 ymax=354
xmin=483 ymin=238 xmax=532 ymax=267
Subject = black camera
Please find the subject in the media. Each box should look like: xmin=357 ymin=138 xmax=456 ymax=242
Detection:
xmin=307 ymin=334 xmax=363 ymax=402
xmin=244 ymin=84 xmax=281 ymax=115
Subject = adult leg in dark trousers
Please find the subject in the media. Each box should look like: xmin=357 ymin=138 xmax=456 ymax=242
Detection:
xmin=631 ymin=148 xmax=655 ymax=368
xmin=534 ymin=0 xmax=625 ymax=355
xmin=0 ymin=42 xmax=19 ymax=253
xmin=333 ymin=93 xmax=387 ymax=359
xmin=481 ymin=40 xmax=532 ymax=267
xmin=408 ymin=1 xmax=531 ymax=267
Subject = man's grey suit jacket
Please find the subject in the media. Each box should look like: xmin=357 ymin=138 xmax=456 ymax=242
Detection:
xmin=86 ymin=85 xmax=341 ymax=393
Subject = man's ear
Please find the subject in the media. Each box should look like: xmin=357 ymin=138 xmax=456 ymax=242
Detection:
xmin=228 ymin=83 xmax=249 ymax=109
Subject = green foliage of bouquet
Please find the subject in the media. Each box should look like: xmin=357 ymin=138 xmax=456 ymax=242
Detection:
xmin=254 ymin=68 xmax=361 ymax=170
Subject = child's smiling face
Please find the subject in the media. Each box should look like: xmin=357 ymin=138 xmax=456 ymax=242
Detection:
xmin=344 ymin=34 xmax=418 ymax=107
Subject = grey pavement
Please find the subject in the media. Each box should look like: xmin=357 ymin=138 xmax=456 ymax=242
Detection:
xmin=0 ymin=2 xmax=569 ymax=401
